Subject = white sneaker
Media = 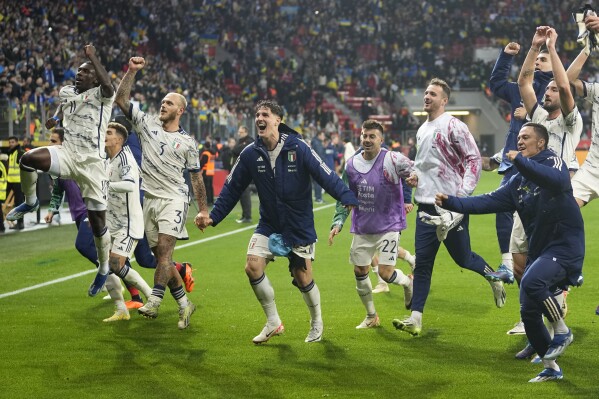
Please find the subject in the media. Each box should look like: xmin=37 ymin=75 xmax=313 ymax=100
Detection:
xmin=404 ymin=275 xmax=413 ymax=310
xmin=507 ymin=320 xmax=526 ymax=335
xmin=177 ymin=301 xmax=196 ymax=330
xmin=252 ymin=322 xmax=285 ymax=344
xmin=489 ymin=280 xmax=506 ymax=308
xmin=305 ymin=321 xmax=323 ymax=343
xmin=372 ymin=282 xmax=389 ymax=293
xmin=392 ymin=316 xmax=422 ymax=336
xmin=138 ymin=298 xmax=161 ymax=319
xmin=103 ymin=309 xmax=130 ymax=322
xmin=356 ymin=314 xmax=380 ymax=329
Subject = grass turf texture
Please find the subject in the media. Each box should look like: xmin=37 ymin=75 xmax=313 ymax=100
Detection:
xmin=0 ymin=172 xmax=598 ymax=398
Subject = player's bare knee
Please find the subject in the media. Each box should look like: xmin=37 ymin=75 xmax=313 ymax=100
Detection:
xmin=245 ymin=255 xmax=264 ymax=279
xmin=377 ymin=264 xmax=394 ymax=281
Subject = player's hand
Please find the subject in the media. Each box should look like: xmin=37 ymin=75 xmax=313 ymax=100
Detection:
xmin=44 ymin=212 xmax=54 ymax=224
xmin=434 ymin=193 xmax=448 ymax=207
xmin=504 ymin=42 xmax=520 ymax=55
xmin=513 ymin=106 xmax=527 ymax=120
xmin=404 ymin=203 xmax=414 ymax=214
xmin=405 ymin=173 xmax=418 ymax=187
xmin=194 ymin=211 xmax=211 ymax=231
xmin=506 ymin=150 xmax=519 ymax=161
xmin=586 ymin=15 xmax=599 ymax=32
xmin=84 ymin=44 xmax=96 ymax=58
xmin=129 ymin=57 xmax=146 ymax=71
xmin=45 ymin=117 xmax=58 ymax=130
xmin=328 ymin=225 xmax=341 ymax=246
xmin=532 ymin=26 xmax=549 ymax=48
xmin=545 ymin=27 xmax=558 ymax=49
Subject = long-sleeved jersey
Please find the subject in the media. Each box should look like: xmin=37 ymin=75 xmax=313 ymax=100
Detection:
xmin=414 ymin=112 xmax=481 ymax=204
xmin=210 ymin=123 xmax=358 ymax=247
xmin=442 ymin=149 xmax=584 ymax=286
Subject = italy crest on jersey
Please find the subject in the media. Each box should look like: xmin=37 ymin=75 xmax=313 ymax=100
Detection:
xmin=288 ymin=151 xmax=296 ymax=162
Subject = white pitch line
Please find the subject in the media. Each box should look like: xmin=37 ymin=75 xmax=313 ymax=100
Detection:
xmin=0 ymin=204 xmax=335 ymax=299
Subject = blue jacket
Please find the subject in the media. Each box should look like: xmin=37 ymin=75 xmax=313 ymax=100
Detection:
xmin=210 ymin=123 xmax=359 ymax=247
xmin=489 ymin=50 xmax=553 ymax=174
xmin=442 ymin=149 xmax=584 ymax=286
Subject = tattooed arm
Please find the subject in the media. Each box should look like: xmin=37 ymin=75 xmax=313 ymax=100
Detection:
xmin=190 ymin=170 xmax=210 ymax=230
xmin=115 ymin=57 xmax=145 ymax=116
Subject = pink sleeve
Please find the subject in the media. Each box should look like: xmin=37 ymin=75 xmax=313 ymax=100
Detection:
xmin=449 ymin=118 xmax=481 ymax=197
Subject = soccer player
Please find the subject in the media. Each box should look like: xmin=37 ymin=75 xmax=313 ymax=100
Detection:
xmin=7 ymin=44 xmax=115 ymax=296
xmin=505 ymin=27 xmax=582 ymax=288
xmin=328 ymin=120 xmax=415 ymax=329
xmin=115 ymin=56 xmax=208 ymax=330
xmin=197 ymin=100 xmax=359 ymax=343
xmin=509 ymin=27 xmax=582 ymax=355
xmin=436 ymin=123 xmax=583 ymax=383
xmin=45 ymin=128 xmax=194 ymax=310
xmin=392 ymin=78 xmax=506 ymax=337
xmin=102 ymin=122 xmax=152 ymax=322
xmin=567 ymin=13 xmax=599 ymax=317
xmin=487 ymin=40 xmax=553 ymax=300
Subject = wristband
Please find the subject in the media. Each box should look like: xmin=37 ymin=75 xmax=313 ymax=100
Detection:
xmin=52 ymin=116 xmax=60 ymax=123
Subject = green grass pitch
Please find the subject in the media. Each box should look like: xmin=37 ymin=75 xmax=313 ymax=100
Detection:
xmin=0 ymin=172 xmax=598 ymax=398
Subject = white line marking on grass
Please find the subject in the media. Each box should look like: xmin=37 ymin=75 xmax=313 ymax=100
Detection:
xmin=0 ymin=204 xmax=335 ymax=299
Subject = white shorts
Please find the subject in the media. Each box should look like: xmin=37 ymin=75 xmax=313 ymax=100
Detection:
xmin=143 ymin=195 xmax=189 ymax=248
xmin=509 ymin=212 xmax=528 ymax=254
xmin=49 ymin=145 xmax=108 ymax=205
xmin=247 ymin=233 xmax=315 ymax=262
xmin=110 ymin=230 xmax=138 ymax=258
xmin=350 ymin=231 xmax=400 ymax=267
xmin=571 ymin=166 xmax=599 ymax=204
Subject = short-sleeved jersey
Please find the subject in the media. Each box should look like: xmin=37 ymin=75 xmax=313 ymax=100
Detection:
xmin=129 ymin=105 xmax=201 ymax=200
xmin=414 ymin=112 xmax=481 ymax=204
xmin=581 ymin=81 xmax=599 ymax=169
xmin=106 ymin=146 xmax=144 ymax=239
xmin=531 ymin=104 xmax=583 ymax=169
xmin=60 ymin=85 xmax=115 ymax=159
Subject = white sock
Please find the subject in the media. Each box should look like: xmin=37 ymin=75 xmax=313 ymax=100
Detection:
xmin=402 ymin=250 xmax=416 ymax=270
xmin=356 ymin=275 xmax=376 ymax=316
xmin=542 ymin=358 xmax=560 ymax=371
xmin=411 ymin=310 xmax=423 ymax=325
xmin=122 ymin=267 xmax=152 ymax=298
xmin=21 ymin=169 xmax=38 ymax=204
xmin=372 ymin=266 xmax=385 ymax=284
xmin=551 ymin=318 xmax=568 ymax=335
xmin=93 ymin=229 xmax=111 ymax=275
xmin=176 ymin=295 xmax=189 ymax=308
xmin=106 ymin=274 xmax=125 ymax=308
xmin=251 ymin=274 xmax=281 ymax=325
xmin=388 ymin=269 xmax=411 ymax=287
xmin=301 ymin=283 xmax=322 ymax=325
xmin=501 ymin=253 xmax=513 ymax=271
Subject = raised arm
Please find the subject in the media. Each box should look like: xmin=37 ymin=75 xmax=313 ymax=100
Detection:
xmin=518 ymin=27 xmax=548 ymax=116
xmin=84 ymin=44 xmax=114 ymax=99
xmin=489 ymin=42 xmax=520 ymax=100
xmin=566 ymin=49 xmax=589 ymax=98
xmin=115 ymin=57 xmax=146 ymax=116
xmin=545 ymin=28 xmax=575 ymax=115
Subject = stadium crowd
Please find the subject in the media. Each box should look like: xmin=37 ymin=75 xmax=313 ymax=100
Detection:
xmin=1 ymin=0 xmax=597 ymax=143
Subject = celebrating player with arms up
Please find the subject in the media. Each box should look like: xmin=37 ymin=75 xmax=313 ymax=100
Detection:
xmin=115 ymin=56 xmax=209 ymax=330
xmin=8 ymin=44 xmax=115 ymax=297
